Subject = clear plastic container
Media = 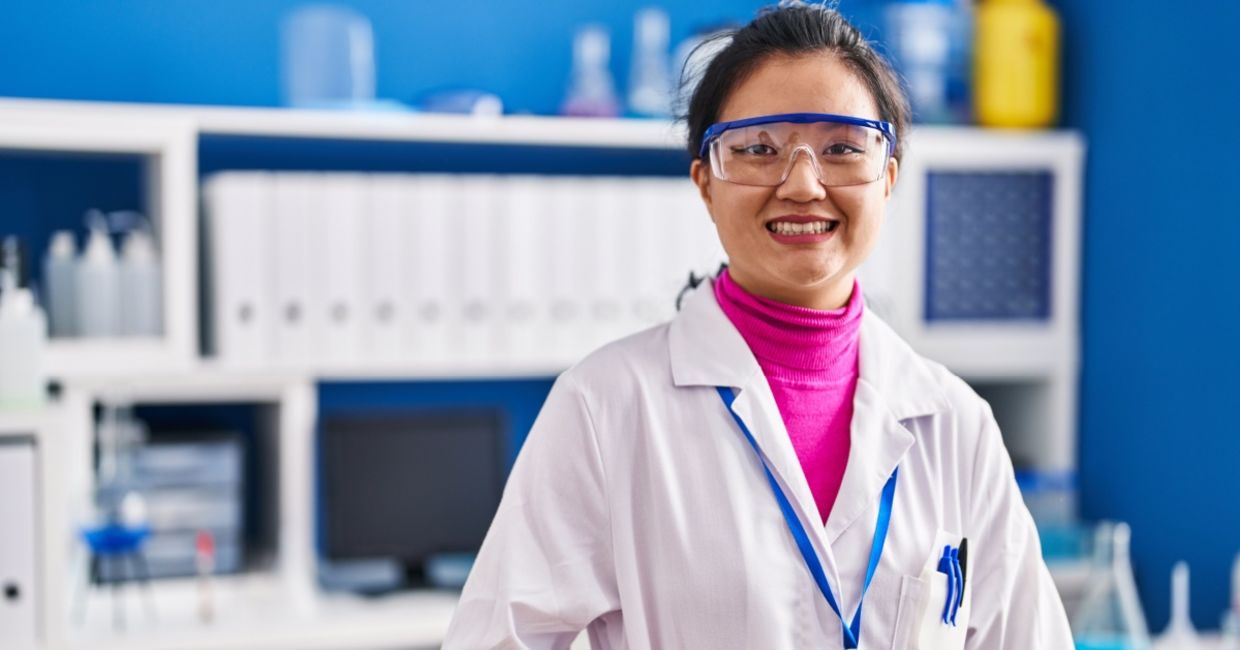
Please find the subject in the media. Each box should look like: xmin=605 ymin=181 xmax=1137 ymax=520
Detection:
xmin=0 ymin=267 xmax=47 ymax=411
xmin=76 ymin=211 xmax=120 ymax=338
xmin=44 ymin=230 xmax=77 ymax=338
xmin=281 ymin=5 xmax=376 ymax=108
xmin=119 ymin=225 xmax=162 ymax=337
xmin=884 ymin=0 xmax=971 ymax=124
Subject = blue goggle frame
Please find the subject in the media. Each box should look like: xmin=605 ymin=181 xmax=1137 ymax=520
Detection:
xmin=698 ymin=112 xmax=897 ymax=159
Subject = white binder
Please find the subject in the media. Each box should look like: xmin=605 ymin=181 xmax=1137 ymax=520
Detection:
xmin=630 ymin=178 xmax=678 ymax=329
xmin=270 ymin=173 xmax=318 ymax=367
xmin=362 ymin=175 xmax=408 ymax=363
xmin=202 ymin=172 xmax=274 ymax=365
xmin=498 ymin=176 xmax=551 ymax=363
xmin=457 ymin=175 xmax=500 ymax=363
xmin=584 ymin=177 xmax=630 ymax=349
xmin=0 ymin=439 xmax=38 ymax=648
xmin=315 ymin=174 xmax=366 ymax=365
xmin=544 ymin=177 xmax=589 ymax=362
xmin=405 ymin=175 xmax=458 ymax=364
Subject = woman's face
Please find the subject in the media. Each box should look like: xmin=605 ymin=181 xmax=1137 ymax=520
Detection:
xmin=690 ymin=52 xmax=898 ymax=310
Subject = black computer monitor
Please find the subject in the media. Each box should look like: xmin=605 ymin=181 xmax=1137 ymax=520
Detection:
xmin=320 ymin=410 xmax=504 ymax=583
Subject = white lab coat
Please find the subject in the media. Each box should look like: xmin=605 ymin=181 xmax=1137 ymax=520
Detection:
xmin=444 ymin=280 xmax=1072 ymax=649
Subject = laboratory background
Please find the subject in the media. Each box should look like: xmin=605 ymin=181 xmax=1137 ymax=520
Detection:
xmin=0 ymin=0 xmax=1237 ymax=648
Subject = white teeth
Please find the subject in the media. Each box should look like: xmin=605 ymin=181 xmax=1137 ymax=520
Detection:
xmin=767 ymin=220 xmax=837 ymax=235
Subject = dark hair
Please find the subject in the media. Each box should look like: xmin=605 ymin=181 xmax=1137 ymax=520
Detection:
xmin=682 ymin=1 xmax=911 ymax=163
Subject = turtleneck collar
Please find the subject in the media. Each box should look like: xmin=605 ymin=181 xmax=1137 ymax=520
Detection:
xmin=712 ymin=268 xmax=864 ymax=382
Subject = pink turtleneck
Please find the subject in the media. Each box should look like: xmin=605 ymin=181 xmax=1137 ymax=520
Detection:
xmin=713 ymin=269 xmax=863 ymax=524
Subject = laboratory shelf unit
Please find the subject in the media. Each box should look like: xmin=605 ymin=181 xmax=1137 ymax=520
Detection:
xmin=0 ymin=108 xmax=198 ymax=379
xmin=0 ymin=97 xmax=1084 ymax=650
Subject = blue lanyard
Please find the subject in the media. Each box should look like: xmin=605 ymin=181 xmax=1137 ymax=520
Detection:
xmin=717 ymin=387 xmax=898 ymax=649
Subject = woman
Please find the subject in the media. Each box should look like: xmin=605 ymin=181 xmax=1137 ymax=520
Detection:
xmin=445 ymin=3 xmax=1072 ymax=648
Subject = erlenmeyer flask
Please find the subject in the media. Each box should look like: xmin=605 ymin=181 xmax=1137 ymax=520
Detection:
xmin=1074 ymin=521 xmax=1151 ymax=650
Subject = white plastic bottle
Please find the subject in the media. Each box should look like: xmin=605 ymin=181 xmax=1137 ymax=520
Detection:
xmin=76 ymin=212 xmax=121 ymax=338
xmin=119 ymin=225 xmax=162 ymax=337
xmin=0 ymin=268 xmax=48 ymax=410
xmin=44 ymin=230 xmax=78 ymax=338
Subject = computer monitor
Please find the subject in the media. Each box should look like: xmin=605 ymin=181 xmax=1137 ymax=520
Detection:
xmin=319 ymin=409 xmax=504 ymax=585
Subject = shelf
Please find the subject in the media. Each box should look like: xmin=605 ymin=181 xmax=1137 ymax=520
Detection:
xmin=65 ymin=573 xmax=457 ymax=650
xmin=0 ymin=98 xmax=687 ymax=151
xmin=61 ymin=368 xmax=309 ymax=404
xmin=0 ymin=410 xmax=46 ymax=438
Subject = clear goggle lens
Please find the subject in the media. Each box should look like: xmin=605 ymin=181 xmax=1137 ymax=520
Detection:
xmin=708 ymin=121 xmax=892 ymax=187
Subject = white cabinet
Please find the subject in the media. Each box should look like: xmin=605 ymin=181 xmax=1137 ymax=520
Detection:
xmin=0 ymin=436 xmax=39 ymax=648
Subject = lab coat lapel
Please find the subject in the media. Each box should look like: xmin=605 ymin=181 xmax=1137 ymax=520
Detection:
xmin=670 ymin=281 xmax=840 ymax=577
xmin=824 ymin=307 xmax=950 ymax=545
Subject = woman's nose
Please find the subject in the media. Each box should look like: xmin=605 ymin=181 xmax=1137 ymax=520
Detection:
xmin=776 ymin=146 xmax=827 ymax=202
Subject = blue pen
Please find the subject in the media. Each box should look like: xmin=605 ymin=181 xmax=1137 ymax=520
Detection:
xmin=937 ymin=545 xmax=955 ymax=625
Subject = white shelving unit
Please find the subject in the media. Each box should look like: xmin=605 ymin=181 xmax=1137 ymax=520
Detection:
xmin=0 ymin=97 xmax=1084 ymax=650
xmin=0 ymin=107 xmax=198 ymax=380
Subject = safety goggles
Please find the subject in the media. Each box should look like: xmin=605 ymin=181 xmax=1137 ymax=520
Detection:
xmin=699 ymin=113 xmax=897 ymax=188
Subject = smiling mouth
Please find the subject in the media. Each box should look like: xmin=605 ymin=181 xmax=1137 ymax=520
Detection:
xmin=765 ymin=220 xmax=839 ymax=235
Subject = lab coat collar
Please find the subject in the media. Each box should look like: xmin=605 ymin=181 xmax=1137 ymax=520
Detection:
xmin=670 ymin=279 xmax=951 ymax=423
xmin=670 ymin=280 xmax=952 ymax=548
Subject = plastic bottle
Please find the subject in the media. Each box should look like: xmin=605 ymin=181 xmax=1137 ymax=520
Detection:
xmin=561 ymin=25 xmax=620 ymax=117
xmin=76 ymin=211 xmax=121 ymax=338
xmin=0 ymin=266 xmax=48 ymax=411
xmin=974 ymin=0 xmax=1060 ymax=128
xmin=884 ymin=0 xmax=958 ymax=124
xmin=281 ymin=5 xmax=376 ymax=109
xmin=1074 ymin=522 xmax=1151 ymax=650
xmin=628 ymin=7 xmax=672 ymax=117
xmin=1153 ymin=562 xmax=1202 ymax=650
xmin=119 ymin=224 xmax=162 ymax=337
xmin=44 ymin=230 xmax=78 ymax=338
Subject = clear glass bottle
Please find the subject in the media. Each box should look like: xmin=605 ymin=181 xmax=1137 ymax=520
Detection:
xmin=1074 ymin=522 xmax=1151 ymax=650
xmin=627 ymin=7 xmax=672 ymax=117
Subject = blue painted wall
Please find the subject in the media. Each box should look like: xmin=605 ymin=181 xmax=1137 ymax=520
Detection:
xmin=0 ymin=0 xmax=789 ymax=114
xmin=4 ymin=0 xmax=1238 ymax=633
xmin=1055 ymin=0 xmax=1240 ymax=632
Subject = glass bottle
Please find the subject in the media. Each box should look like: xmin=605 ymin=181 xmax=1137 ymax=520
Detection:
xmin=561 ymin=25 xmax=620 ymax=117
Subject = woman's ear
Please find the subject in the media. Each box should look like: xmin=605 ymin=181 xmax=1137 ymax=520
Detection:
xmin=690 ymin=158 xmax=714 ymax=219
xmin=883 ymin=157 xmax=900 ymax=201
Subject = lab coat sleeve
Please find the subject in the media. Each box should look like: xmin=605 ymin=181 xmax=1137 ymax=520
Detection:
xmin=964 ymin=402 xmax=1074 ymax=649
xmin=442 ymin=372 xmax=619 ymax=649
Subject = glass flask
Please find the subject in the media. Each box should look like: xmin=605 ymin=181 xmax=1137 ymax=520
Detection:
xmin=1073 ymin=521 xmax=1151 ymax=650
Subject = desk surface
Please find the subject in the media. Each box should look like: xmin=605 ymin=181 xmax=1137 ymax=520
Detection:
xmin=66 ymin=574 xmax=457 ymax=650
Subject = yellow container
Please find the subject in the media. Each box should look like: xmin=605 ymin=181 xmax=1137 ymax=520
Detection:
xmin=974 ymin=0 xmax=1060 ymax=128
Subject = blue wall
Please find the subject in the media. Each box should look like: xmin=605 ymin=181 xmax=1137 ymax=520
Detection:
xmin=1055 ymin=0 xmax=1240 ymax=631
xmin=0 ymin=0 xmax=791 ymax=114
xmin=4 ymin=0 xmax=1238 ymax=633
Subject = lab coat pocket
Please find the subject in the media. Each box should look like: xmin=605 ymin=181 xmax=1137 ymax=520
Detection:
xmin=908 ymin=529 xmax=971 ymax=650
xmin=890 ymin=574 xmax=924 ymax=650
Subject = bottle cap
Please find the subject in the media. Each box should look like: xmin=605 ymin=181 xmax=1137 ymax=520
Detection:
xmin=49 ymin=230 xmax=76 ymax=258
